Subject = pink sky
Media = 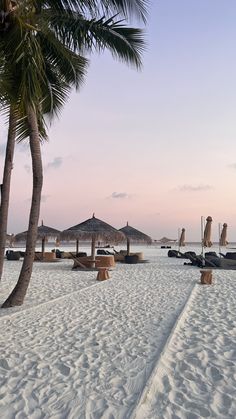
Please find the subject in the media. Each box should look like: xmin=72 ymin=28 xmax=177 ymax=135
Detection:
xmin=1 ymin=1 xmax=236 ymax=241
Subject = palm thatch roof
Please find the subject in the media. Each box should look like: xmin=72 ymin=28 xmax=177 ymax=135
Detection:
xmin=61 ymin=214 xmax=125 ymax=243
xmin=15 ymin=222 xmax=60 ymax=242
xmin=119 ymin=223 xmax=152 ymax=244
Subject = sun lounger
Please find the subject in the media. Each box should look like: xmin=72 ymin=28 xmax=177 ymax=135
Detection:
xmin=97 ymin=249 xmax=114 ymax=255
xmin=183 ymin=253 xmax=236 ymax=270
xmin=70 ymin=252 xmax=98 ymax=271
xmin=34 ymin=252 xmax=58 ymax=262
xmin=6 ymin=251 xmax=21 ymax=261
xmin=219 ymin=252 xmax=236 ymax=260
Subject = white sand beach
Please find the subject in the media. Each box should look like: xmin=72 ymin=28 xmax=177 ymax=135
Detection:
xmin=0 ymin=245 xmax=236 ymax=418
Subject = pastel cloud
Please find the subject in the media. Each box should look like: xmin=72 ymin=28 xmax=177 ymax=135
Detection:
xmin=45 ymin=157 xmax=62 ymax=171
xmin=178 ymin=184 xmax=213 ymax=192
xmin=41 ymin=195 xmax=51 ymax=203
xmin=110 ymin=192 xmax=130 ymax=199
xmin=228 ymin=163 xmax=236 ymax=169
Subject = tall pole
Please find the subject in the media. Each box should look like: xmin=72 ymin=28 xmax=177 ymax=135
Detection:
xmin=42 ymin=237 xmax=45 ymax=261
xmin=76 ymin=239 xmax=79 ymax=255
xmin=219 ymin=223 xmax=221 ymax=257
xmin=201 ymin=216 xmax=205 ymax=265
xmin=127 ymin=238 xmax=130 ymax=255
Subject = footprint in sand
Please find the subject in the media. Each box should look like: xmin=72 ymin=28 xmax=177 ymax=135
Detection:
xmin=206 ymin=366 xmax=223 ymax=382
xmin=56 ymin=363 xmax=70 ymax=376
xmin=0 ymin=359 xmax=10 ymax=370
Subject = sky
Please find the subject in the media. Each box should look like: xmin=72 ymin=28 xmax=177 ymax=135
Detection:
xmin=1 ymin=0 xmax=236 ymax=241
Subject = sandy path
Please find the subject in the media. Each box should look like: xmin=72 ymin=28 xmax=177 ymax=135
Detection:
xmin=0 ymin=257 xmax=196 ymax=418
xmin=134 ymin=269 xmax=236 ymax=419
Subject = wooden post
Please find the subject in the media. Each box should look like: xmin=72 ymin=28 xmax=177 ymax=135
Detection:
xmin=127 ymin=238 xmax=130 ymax=256
xmin=97 ymin=267 xmax=110 ymax=281
xmin=76 ymin=239 xmax=79 ymax=254
xmin=90 ymin=235 xmax=96 ymax=268
xmin=91 ymin=236 xmax=96 ymax=260
xmin=42 ymin=237 xmax=45 ymax=260
xmin=200 ymin=269 xmax=213 ymax=284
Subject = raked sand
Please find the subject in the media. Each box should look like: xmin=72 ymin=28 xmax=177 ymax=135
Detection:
xmin=0 ymin=246 xmax=236 ymax=418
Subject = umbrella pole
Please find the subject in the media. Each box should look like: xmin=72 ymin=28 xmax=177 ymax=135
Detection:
xmin=76 ymin=239 xmax=79 ymax=255
xmin=91 ymin=236 xmax=96 ymax=263
xmin=42 ymin=237 xmax=45 ymax=261
xmin=201 ymin=216 xmax=205 ymax=266
xmin=178 ymin=228 xmax=180 ymax=252
xmin=219 ymin=223 xmax=221 ymax=257
xmin=127 ymin=238 xmax=130 ymax=255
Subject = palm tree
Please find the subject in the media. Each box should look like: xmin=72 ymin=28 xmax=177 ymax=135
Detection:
xmin=0 ymin=4 xmax=88 ymax=281
xmin=0 ymin=106 xmax=17 ymax=280
xmin=1 ymin=16 xmax=88 ymax=306
xmin=1 ymin=0 xmax=148 ymax=307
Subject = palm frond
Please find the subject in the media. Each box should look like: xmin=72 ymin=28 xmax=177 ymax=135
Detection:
xmin=45 ymin=13 xmax=146 ymax=68
xmin=40 ymin=0 xmax=148 ymax=22
xmin=38 ymin=29 xmax=88 ymax=88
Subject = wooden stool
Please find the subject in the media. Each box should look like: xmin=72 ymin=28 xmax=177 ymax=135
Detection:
xmin=200 ymin=269 xmax=213 ymax=284
xmin=96 ymin=267 xmax=110 ymax=281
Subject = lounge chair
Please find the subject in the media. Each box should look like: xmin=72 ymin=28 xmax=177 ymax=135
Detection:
xmin=69 ymin=253 xmax=98 ymax=271
xmin=34 ymin=252 xmax=58 ymax=262
xmin=168 ymin=250 xmax=180 ymax=258
xmin=219 ymin=252 xmax=236 ymax=260
xmin=176 ymin=251 xmax=197 ymax=259
xmin=97 ymin=249 xmax=114 ymax=255
xmin=6 ymin=250 xmax=21 ymax=261
xmin=184 ymin=253 xmax=236 ymax=270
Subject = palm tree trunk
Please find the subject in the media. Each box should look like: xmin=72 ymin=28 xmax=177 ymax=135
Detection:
xmin=2 ymin=106 xmax=43 ymax=308
xmin=0 ymin=106 xmax=17 ymax=281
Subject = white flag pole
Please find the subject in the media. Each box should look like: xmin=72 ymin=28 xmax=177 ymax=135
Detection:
xmin=219 ymin=222 xmax=221 ymax=257
xmin=201 ymin=216 xmax=205 ymax=265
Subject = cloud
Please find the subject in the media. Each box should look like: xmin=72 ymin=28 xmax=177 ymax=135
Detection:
xmin=45 ymin=157 xmax=62 ymax=171
xmin=178 ymin=184 xmax=213 ymax=192
xmin=228 ymin=163 xmax=236 ymax=169
xmin=0 ymin=143 xmax=6 ymax=156
xmin=41 ymin=194 xmax=51 ymax=203
xmin=110 ymin=192 xmax=130 ymax=199
xmin=24 ymin=157 xmax=63 ymax=173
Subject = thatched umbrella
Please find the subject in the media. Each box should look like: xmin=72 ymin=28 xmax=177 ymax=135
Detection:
xmin=178 ymin=228 xmax=186 ymax=248
xmin=61 ymin=214 xmax=125 ymax=260
xmin=203 ymin=216 xmax=213 ymax=247
xmin=15 ymin=221 xmax=60 ymax=258
xmin=119 ymin=222 xmax=152 ymax=255
xmin=219 ymin=223 xmax=228 ymax=247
